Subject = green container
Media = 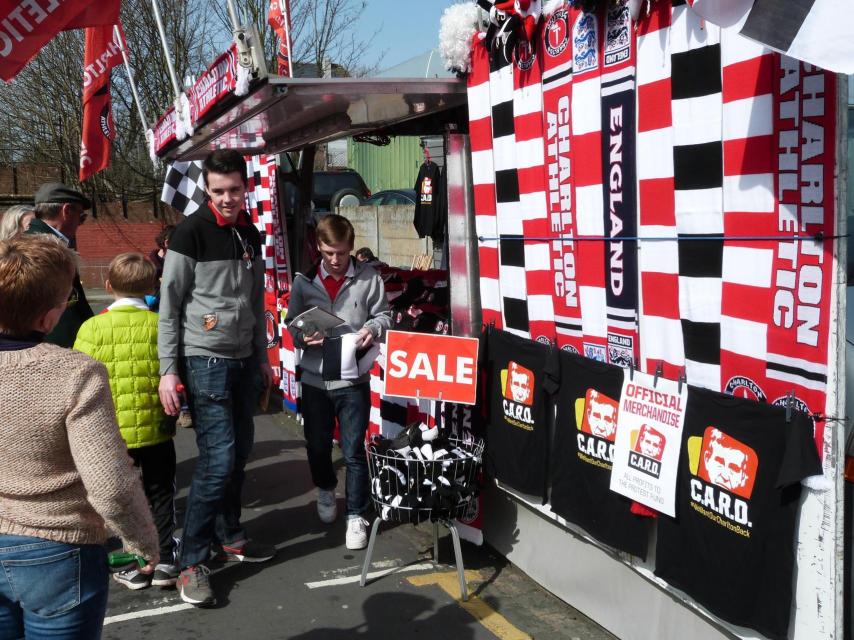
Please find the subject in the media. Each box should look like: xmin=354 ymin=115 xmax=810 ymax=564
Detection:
xmin=107 ymin=552 xmax=145 ymax=571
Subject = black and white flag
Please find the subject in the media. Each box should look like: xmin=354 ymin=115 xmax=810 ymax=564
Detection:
xmin=689 ymin=0 xmax=854 ymax=74
xmin=161 ymin=160 xmax=206 ymax=216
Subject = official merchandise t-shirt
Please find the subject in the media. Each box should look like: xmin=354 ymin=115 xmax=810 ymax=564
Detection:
xmin=549 ymin=351 xmax=650 ymax=558
xmin=654 ymin=387 xmax=822 ymax=640
xmin=486 ymin=329 xmax=558 ymax=502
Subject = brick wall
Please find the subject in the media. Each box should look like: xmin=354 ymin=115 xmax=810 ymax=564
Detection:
xmin=74 ymin=203 xmax=182 ymax=286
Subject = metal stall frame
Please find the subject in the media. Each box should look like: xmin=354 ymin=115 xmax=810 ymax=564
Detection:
xmin=155 ymin=64 xmax=848 ymax=640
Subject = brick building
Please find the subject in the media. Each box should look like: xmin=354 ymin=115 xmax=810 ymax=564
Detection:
xmin=1 ymin=163 xmax=181 ymax=286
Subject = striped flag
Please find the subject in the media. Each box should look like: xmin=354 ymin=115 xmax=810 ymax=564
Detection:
xmin=688 ymin=0 xmax=854 ymax=74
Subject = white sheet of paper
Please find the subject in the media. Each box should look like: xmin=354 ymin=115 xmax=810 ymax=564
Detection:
xmin=609 ymin=369 xmax=687 ymax=517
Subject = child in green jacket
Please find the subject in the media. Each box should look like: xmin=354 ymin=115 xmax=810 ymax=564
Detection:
xmin=75 ymin=252 xmax=178 ymax=590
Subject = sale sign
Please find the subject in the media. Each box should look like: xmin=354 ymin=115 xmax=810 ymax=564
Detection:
xmin=609 ymin=369 xmax=687 ymax=517
xmin=384 ymin=331 xmax=479 ymax=405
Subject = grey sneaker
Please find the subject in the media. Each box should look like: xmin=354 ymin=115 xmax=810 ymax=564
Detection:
xmin=112 ymin=568 xmax=150 ymax=590
xmin=317 ymin=488 xmax=337 ymax=524
xmin=345 ymin=516 xmax=369 ymax=550
xmin=151 ymin=563 xmax=180 ymax=587
xmin=177 ymin=565 xmax=215 ymax=606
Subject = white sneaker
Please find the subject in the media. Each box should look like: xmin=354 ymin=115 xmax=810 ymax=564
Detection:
xmin=317 ymin=488 xmax=337 ymax=524
xmin=345 ymin=516 xmax=369 ymax=550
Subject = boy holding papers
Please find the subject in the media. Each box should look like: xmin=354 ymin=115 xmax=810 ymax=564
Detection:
xmin=285 ymin=214 xmax=391 ymax=549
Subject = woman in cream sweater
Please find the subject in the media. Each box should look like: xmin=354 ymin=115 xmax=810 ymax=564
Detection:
xmin=0 ymin=235 xmax=159 ymax=639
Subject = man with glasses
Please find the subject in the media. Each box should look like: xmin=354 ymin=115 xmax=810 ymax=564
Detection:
xmin=25 ymin=183 xmax=94 ymax=347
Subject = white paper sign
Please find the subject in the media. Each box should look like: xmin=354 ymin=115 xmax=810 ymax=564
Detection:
xmin=609 ymin=369 xmax=687 ymax=517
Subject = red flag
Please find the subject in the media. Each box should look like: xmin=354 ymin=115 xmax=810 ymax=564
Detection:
xmin=268 ymin=0 xmax=292 ymax=76
xmin=79 ymin=23 xmax=124 ymax=182
xmin=0 ymin=0 xmax=120 ymax=83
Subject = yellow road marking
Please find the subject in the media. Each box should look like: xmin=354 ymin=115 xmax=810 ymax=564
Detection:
xmin=408 ymin=571 xmax=532 ymax=640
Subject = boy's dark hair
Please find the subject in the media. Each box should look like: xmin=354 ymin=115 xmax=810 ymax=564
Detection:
xmin=203 ymin=149 xmax=247 ymax=187
xmin=155 ymin=225 xmax=176 ymax=250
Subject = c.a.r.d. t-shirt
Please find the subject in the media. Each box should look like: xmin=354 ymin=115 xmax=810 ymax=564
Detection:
xmin=654 ymin=387 xmax=822 ymax=640
xmin=549 ymin=350 xmax=650 ymax=558
xmin=486 ymin=329 xmax=558 ymax=502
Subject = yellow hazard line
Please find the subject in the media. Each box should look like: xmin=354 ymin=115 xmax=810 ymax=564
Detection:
xmin=408 ymin=571 xmax=532 ymax=640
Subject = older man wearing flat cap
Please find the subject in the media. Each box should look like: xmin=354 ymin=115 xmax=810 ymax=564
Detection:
xmin=25 ymin=183 xmax=94 ymax=347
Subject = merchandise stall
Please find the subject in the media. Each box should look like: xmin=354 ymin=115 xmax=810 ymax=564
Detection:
xmin=152 ymin=3 xmax=848 ymax=639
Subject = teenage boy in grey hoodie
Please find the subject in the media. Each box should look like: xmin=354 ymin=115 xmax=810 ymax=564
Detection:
xmin=285 ymin=214 xmax=391 ymax=550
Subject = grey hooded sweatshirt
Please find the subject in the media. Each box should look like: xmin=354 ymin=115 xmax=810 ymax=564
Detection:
xmin=285 ymin=258 xmax=391 ymax=390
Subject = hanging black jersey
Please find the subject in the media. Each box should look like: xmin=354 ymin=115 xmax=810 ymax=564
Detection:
xmin=486 ymin=329 xmax=558 ymax=502
xmin=549 ymin=351 xmax=650 ymax=558
xmin=413 ymin=161 xmax=445 ymax=241
xmin=654 ymin=387 xmax=822 ymax=640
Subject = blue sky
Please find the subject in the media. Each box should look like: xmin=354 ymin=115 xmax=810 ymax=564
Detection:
xmin=356 ymin=0 xmax=461 ymax=70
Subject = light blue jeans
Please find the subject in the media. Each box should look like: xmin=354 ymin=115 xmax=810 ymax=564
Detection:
xmin=0 ymin=534 xmax=108 ymax=640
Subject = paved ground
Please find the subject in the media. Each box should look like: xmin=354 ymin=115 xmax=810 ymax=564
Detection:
xmin=100 ymin=410 xmax=617 ymax=640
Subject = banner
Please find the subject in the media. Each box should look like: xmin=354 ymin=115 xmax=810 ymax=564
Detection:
xmin=79 ymin=23 xmax=123 ymax=182
xmin=609 ymin=369 xmax=686 ymax=516
xmin=268 ymin=0 xmax=292 ymax=76
xmin=152 ymin=106 xmax=178 ymax=155
xmin=187 ymin=44 xmax=239 ymax=123
xmin=0 ymin=0 xmax=117 ymax=82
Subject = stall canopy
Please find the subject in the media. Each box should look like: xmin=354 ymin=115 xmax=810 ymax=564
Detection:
xmin=157 ymin=75 xmax=468 ymax=162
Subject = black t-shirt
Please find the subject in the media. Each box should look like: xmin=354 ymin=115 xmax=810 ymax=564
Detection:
xmin=549 ymin=351 xmax=650 ymax=558
xmin=413 ymin=161 xmax=445 ymax=242
xmin=654 ymin=387 xmax=822 ymax=640
xmin=486 ymin=329 xmax=558 ymax=502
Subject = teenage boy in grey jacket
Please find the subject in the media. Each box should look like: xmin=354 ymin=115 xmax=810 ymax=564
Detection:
xmin=285 ymin=214 xmax=391 ymax=550
xmin=158 ymin=149 xmax=275 ymax=607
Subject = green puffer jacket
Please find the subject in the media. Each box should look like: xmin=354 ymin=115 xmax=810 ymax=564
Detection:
xmin=74 ymin=303 xmax=171 ymax=449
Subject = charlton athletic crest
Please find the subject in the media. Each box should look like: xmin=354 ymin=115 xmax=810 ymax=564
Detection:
xmin=516 ymin=39 xmax=535 ymax=71
xmin=724 ymin=376 xmax=767 ymax=403
xmin=545 ymin=9 xmax=569 ymax=57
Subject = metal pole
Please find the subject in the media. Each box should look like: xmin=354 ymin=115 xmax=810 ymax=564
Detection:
xmin=150 ymin=0 xmax=182 ymax=100
xmin=114 ymin=26 xmax=148 ymax=132
xmin=225 ymin=0 xmax=241 ymax=33
xmin=283 ymin=0 xmax=293 ymax=78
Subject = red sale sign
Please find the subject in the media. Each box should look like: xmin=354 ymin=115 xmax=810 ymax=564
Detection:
xmin=384 ymin=331 xmax=479 ymax=405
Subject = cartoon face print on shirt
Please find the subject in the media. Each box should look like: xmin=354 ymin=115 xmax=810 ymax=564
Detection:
xmin=698 ymin=428 xmax=758 ymax=499
xmin=581 ymin=389 xmax=618 ymax=441
xmin=504 ymin=361 xmax=535 ymax=406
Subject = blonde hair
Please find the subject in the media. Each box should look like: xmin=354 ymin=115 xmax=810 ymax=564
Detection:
xmin=316 ymin=214 xmax=355 ymax=247
xmin=0 ymin=235 xmax=76 ymax=336
xmin=108 ymin=253 xmax=158 ymax=297
xmin=0 ymin=205 xmax=35 ymax=242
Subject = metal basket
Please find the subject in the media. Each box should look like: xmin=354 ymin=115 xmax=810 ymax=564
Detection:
xmin=366 ymin=435 xmax=484 ymax=524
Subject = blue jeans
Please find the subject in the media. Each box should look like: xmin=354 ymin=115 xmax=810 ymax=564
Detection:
xmin=301 ymin=383 xmax=371 ymax=517
xmin=179 ymin=356 xmax=260 ymax=569
xmin=0 ymin=535 xmax=108 ymax=640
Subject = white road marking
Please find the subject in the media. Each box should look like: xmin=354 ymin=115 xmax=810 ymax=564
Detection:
xmin=103 ymin=603 xmax=195 ymax=625
xmin=318 ymin=558 xmax=403 ymax=579
xmin=305 ymin=562 xmax=435 ymax=589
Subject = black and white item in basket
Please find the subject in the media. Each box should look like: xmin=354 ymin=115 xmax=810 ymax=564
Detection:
xmin=368 ymin=422 xmax=482 ymax=524
xmin=161 ymin=160 xmax=206 ymax=216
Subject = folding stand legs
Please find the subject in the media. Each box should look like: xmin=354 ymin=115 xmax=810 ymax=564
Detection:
xmin=359 ymin=517 xmax=382 ymax=587
xmin=445 ymin=520 xmax=468 ymax=601
xmin=359 ymin=517 xmax=468 ymax=602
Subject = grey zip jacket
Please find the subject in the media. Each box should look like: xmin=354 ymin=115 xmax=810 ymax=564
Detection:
xmin=158 ymin=203 xmax=268 ymax=375
xmin=285 ymin=258 xmax=391 ymax=389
